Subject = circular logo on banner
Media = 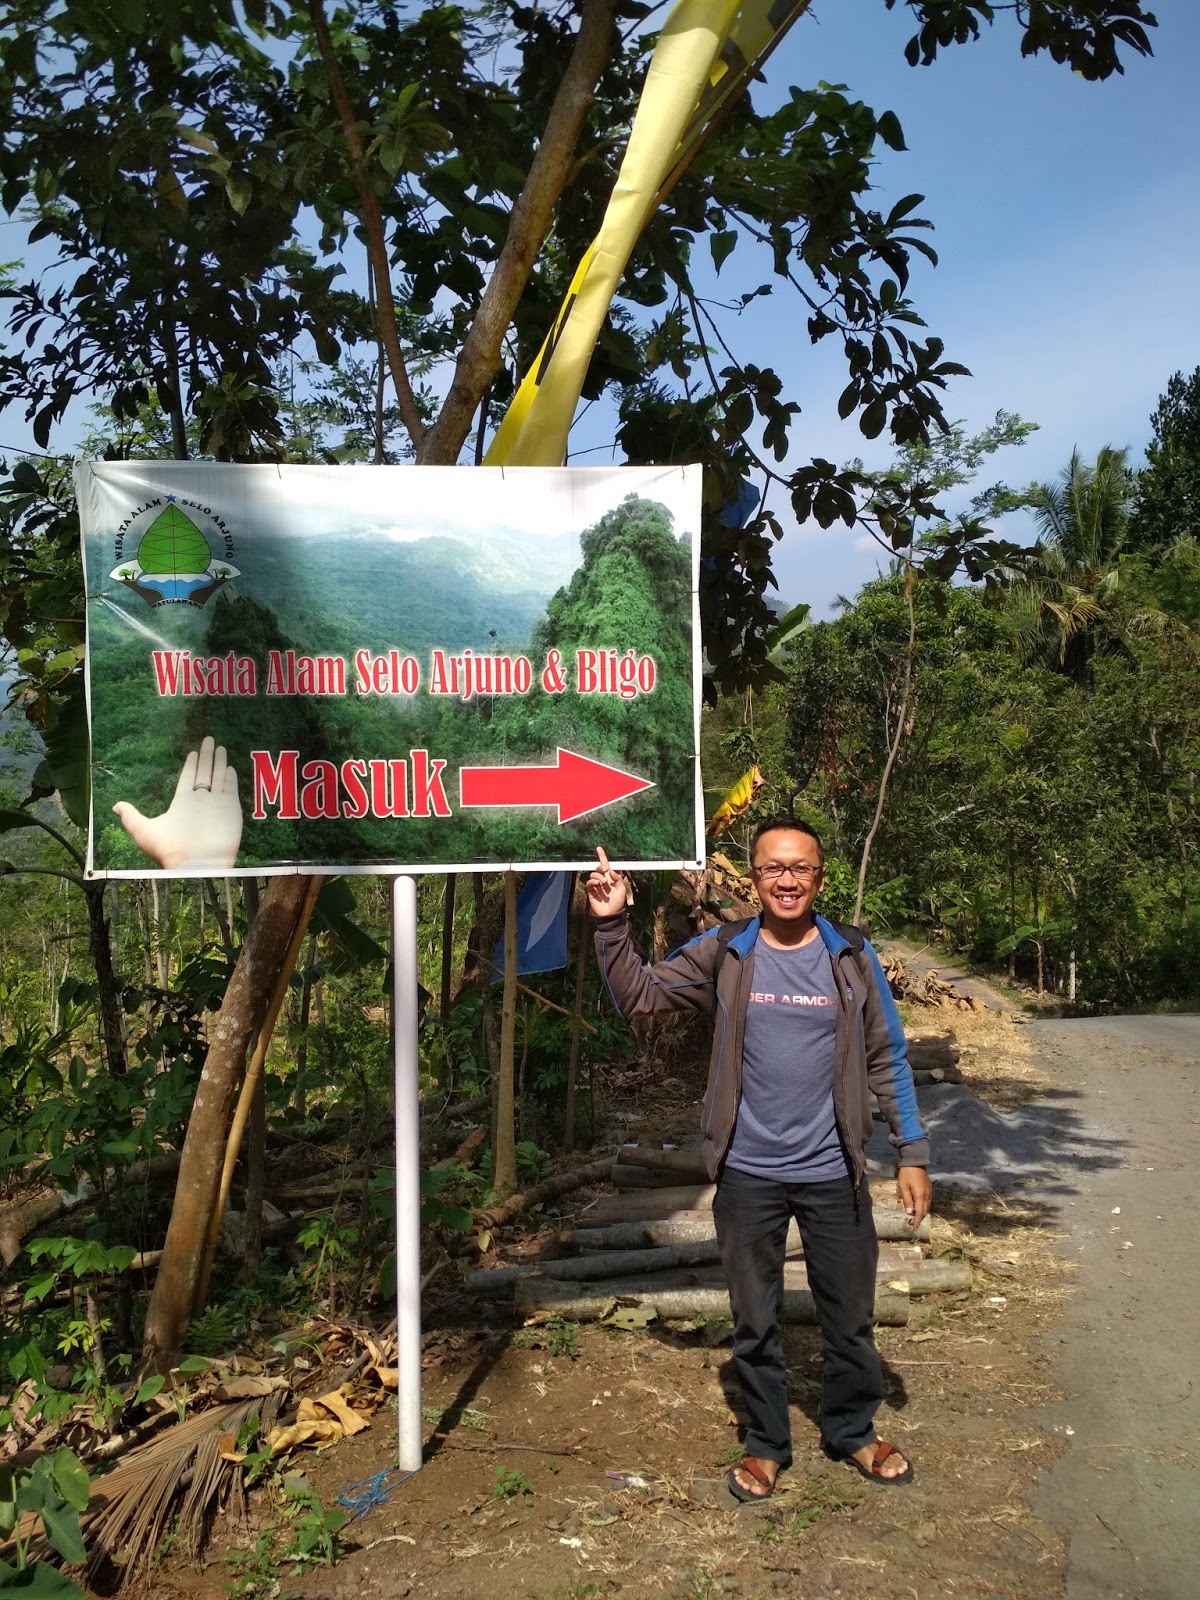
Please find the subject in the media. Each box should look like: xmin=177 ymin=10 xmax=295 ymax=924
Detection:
xmin=110 ymin=496 xmax=240 ymax=608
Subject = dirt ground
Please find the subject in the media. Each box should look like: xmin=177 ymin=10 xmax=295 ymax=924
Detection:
xmin=120 ymin=1002 xmax=1086 ymax=1600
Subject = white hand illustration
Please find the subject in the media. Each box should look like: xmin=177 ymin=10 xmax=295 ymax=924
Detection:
xmin=114 ymin=736 xmax=243 ymax=869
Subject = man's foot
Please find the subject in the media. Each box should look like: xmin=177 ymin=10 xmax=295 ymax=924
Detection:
xmin=726 ymin=1456 xmax=781 ymax=1502
xmin=844 ymin=1439 xmax=913 ymax=1485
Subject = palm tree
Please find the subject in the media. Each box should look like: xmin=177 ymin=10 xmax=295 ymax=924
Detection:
xmin=1005 ymin=446 xmax=1161 ymax=683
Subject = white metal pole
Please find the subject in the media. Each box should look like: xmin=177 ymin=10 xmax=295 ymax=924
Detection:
xmin=392 ymin=874 xmax=423 ymax=1472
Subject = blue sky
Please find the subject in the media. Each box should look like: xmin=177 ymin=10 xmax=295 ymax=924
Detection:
xmin=742 ymin=0 xmax=1200 ymax=612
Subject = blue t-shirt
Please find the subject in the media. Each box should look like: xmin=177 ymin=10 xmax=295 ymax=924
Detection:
xmin=725 ymin=933 xmax=847 ymax=1184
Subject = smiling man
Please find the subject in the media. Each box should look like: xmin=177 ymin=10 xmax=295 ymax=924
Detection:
xmin=588 ymin=817 xmax=931 ymax=1500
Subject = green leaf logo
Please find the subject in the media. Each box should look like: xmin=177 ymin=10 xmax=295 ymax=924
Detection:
xmin=136 ymin=506 xmax=212 ymax=576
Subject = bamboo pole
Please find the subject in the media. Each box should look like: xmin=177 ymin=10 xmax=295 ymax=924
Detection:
xmin=481 ymin=957 xmax=598 ymax=1033
xmin=194 ymin=876 xmax=322 ymax=1309
xmin=492 ymin=871 xmax=519 ymax=1197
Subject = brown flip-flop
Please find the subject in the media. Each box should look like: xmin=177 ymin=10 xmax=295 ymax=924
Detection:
xmin=837 ymin=1439 xmax=914 ymax=1486
xmin=726 ymin=1456 xmax=779 ymax=1502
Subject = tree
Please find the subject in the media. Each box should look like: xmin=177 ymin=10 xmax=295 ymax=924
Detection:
xmin=1132 ymin=366 xmax=1200 ymax=554
xmin=1003 ymin=446 xmax=1196 ymax=683
xmin=1129 ymin=367 xmax=1200 ymax=628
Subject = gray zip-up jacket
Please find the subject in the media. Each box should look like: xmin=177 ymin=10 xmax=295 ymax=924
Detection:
xmin=593 ymin=910 xmax=929 ymax=1185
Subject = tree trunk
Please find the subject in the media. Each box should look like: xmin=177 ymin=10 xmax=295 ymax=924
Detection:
xmin=493 ymin=871 xmax=519 ymax=1197
xmin=853 ymin=572 xmax=918 ymax=926
xmin=438 ymin=873 xmax=456 ymax=1090
xmin=197 ymin=876 xmax=320 ymax=1306
xmin=307 ymin=0 xmax=428 ymax=450
xmin=159 ymin=296 xmax=189 ymax=462
xmin=612 ymin=1162 xmax=709 ymax=1189
xmin=241 ymin=1075 xmax=266 ymax=1282
xmin=417 ymin=0 xmax=618 ymax=465
xmin=150 ymin=879 xmax=168 ymax=988
xmin=293 ymin=928 xmax=318 ymax=1118
xmin=474 ymin=1238 xmax=925 ymax=1290
xmin=83 ymin=881 xmax=127 ymax=1078
xmin=140 ymin=874 xmax=312 ymax=1372
xmin=203 ymin=878 xmax=234 ymax=963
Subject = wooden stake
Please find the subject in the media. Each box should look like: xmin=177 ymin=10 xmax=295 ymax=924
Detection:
xmin=493 ymin=871 xmax=519 ymax=1197
xmin=564 ymin=883 xmax=588 ymax=1150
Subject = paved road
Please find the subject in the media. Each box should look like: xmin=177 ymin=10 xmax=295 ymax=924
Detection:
xmin=1025 ymin=1014 xmax=1200 ymax=1600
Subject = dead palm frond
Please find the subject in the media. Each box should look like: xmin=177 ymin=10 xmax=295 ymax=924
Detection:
xmin=82 ymin=1391 xmax=283 ymax=1581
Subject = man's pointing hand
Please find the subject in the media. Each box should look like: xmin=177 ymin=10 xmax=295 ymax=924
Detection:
xmin=586 ymin=847 xmax=629 ymax=917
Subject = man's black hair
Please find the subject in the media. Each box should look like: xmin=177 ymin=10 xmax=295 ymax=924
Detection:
xmin=748 ymin=815 xmax=825 ymax=867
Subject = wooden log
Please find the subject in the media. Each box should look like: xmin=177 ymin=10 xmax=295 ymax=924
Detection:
xmin=580 ymin=1188 xmax=929 ymax=1241
xmin=611 ymin=1163 xmax=710 ymax=1189
xmin=779 ymin=1251 xmax=927 ymax=1291
xmin=474 ymin=1242 xmax=926 ymax=1297
xmin=468 ymin=1239 xmax=723 ymax=1292
xmin=478 ymin=1158 xmax=614 ymax=1230
xmin=568 ymin=1218 xmax=718 ymax=1250
xmin=568 ymin=1218 xmax=929 ymax=1256
xmin=905 ymin=1038 xmax=960 ymax=1069
xmin=515 ymin=1278 xmax=909 ymax=1326
xmin=908 ymin=1048 xmax=959 ymax=1072
xmin=614 ymin=1144 xmax=708 ymax=1179
xmin=467 ymin=1262 xmax=542 ymax=1291
xmin=545 ymin=1240 xmax=723 ymax=1280
xmin=911 ymin=1066 xmax=964 ymax=1085
xmin=882 ymin=1259 xmax=971 ymax=1295
xmin=0 ymin=1151 xmax=183 ymax=1267
xmin=603 ymin=1173 xmax=911 ymax=1207
xmin=582 ymin=1185 xmax=716 ymax=1220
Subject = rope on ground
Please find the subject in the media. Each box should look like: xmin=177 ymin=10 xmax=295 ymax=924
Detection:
xmin=336 ymin=1464 xmax=421 ymax=1521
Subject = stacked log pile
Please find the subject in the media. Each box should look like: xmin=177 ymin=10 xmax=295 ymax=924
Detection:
xmin=879 ymin=950 xmax=989 ymax=1013
xmin=474 ymin=1143 xmax=970 ymax=1326
xmin=868 ymin=1027 xmax=966 ymax=1119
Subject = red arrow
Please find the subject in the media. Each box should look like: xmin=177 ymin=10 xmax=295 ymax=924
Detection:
xmin=459 ymin=748 xmax=654 ymax=825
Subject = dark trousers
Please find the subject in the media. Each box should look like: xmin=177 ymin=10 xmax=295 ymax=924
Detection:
xmin=713 ymin=1165 xmax=883 ymax=1464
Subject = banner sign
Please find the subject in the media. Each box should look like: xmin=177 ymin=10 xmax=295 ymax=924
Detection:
xmin=77 ymin=462 xmax=703 ymax=878
xmin=485 ymin=0 xmax=813 ymax=468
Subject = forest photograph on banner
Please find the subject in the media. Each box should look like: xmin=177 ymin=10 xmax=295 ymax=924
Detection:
xmin=78 ymin=463 xmax=703 ymax=877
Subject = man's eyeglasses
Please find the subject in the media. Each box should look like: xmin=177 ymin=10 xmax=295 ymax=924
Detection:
xmin=753 ymin=862 xmax=819 ymax=882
